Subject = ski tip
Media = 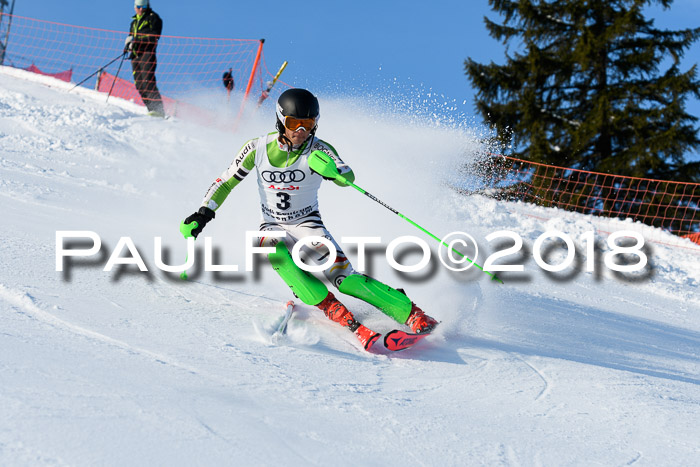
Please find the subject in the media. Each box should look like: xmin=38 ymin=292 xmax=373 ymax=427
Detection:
xmin=180 ymin=271 xmax=188 ymax=280
xmin=383 ymin=329 xmax=430 ymax=352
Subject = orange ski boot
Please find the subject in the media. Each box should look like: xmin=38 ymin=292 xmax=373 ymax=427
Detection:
xmin=317 ymin=292 xmax=355 ymax=327
xmin=317 ymin=292 xmax=380 ymax=350
xmin=405 ymin=303 xmax=439 ymax=334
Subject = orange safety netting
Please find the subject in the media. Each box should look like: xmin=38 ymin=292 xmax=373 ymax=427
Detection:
xmin=479 ymin=155 xmax=700 ymax=248
xmin=0 ymin=13 xmax=275 ymax=117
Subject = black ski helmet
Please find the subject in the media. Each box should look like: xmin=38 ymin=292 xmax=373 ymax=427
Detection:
xmin=276 ymin=88 xmax=320 ymax=134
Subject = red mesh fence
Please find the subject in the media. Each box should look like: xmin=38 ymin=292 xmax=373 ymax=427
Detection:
xmin=23 ymin=64 xmax=72 ymax=82
xmin=478 ymin=155 xmax=700 ymax=249
xmin=97 ymin=70 xmax=221 ymax=126
xmin=0 ymin=13 xmax=275 ymax=116
xmin=7 ymin=15 xmax=695 ymax=249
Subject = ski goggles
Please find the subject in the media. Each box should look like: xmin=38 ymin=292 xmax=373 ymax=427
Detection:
xmin=281 ymin=116 xmax=317 ymax=132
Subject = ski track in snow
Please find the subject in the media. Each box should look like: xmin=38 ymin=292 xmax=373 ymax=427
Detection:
xmin=0 ymin=283 xmax=203 ymax=377
xmin=1 ymin=67 xmax=700 ymax=465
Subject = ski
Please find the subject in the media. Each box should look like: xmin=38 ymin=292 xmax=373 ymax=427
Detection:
xmin=382 ymin=329 xmax=431 ymax=352
xmin=271 ymin=302 xmax=430 ymax=353
xmin=351 ymin=322 xmax=382 ymax=352
xmin=354 ymin=326 xmax=431 ymax=352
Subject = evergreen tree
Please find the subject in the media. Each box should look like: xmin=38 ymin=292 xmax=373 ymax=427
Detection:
xmin=466 ymin=0 xmax=700 ymax=181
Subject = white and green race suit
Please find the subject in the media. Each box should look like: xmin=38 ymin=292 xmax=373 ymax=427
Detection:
xmin=199 ymin=132 xmax=414 ymax=323
xmin=201 ymin=132 xmax=356 ymax=288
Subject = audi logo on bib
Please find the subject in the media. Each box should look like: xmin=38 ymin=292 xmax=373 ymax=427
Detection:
xmin=262 ymin=170 xmax=306 ymax=183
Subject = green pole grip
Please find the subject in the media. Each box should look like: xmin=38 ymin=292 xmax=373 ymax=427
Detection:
xmin=180 ymin=220 xmax=198 ymax=239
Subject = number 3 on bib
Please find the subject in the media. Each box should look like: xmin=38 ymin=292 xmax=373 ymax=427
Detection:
xmin=276 ymin=192 xmax=291 ymax=210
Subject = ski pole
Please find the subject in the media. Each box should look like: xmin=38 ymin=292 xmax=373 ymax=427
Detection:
xmin=273 ymin=301 xmax=295 ymax=338
xmin=180 ymin=252 xmax=190 ymax=280
xmin=179 ymin=220 xmax=199 ymax=280
xmin=69 ymin=52 xmax=125 ymax=92
xmin=257 ymin=60 xmax=288 ymax=107
xmin=308 ymin=151 xmax=503 ymax=283
xmin=106 ymin=52 xmax=127 ymax=103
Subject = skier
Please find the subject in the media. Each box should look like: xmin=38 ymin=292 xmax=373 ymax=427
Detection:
xmin=124 ymin=0 xmax=164 ymax=117
xmin=181 ymin=88 xmax=438 ymax=350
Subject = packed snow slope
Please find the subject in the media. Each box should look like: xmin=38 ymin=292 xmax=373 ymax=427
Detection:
xmin=1 ymin=67 xmax=699 ymax=466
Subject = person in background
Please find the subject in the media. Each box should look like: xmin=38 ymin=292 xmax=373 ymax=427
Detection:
xmin=124 ymin=0 xmax=164 ymax=117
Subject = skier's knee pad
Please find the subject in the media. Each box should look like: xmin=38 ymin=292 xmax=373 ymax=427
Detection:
xmin=338 ymin=274 xmax=412 ymax=323
xmin=268 ymin=242 xmax=328 ymax=306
